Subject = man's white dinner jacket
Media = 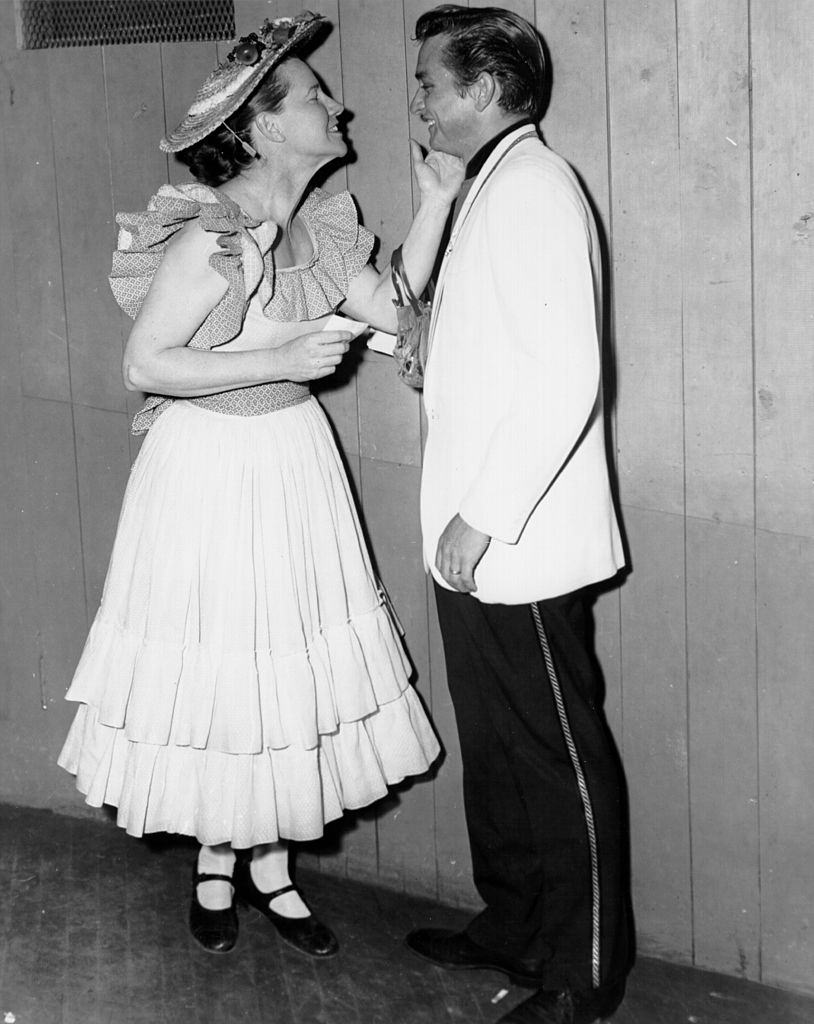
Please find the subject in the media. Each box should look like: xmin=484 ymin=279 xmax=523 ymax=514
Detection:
xmin=421 ymin=125 xmax=625 ymax=604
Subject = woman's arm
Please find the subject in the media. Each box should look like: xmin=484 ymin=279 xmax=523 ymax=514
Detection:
xmin=123 ymin=221 xmax=350 ymax=395
xmin=340 ymin=142 xmax=464 ymax=331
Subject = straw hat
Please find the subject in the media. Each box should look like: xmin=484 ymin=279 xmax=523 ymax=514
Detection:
xmin=160 ymin=11 xmax=326 ymax=153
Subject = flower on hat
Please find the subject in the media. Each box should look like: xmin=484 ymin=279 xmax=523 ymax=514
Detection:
xmin=228 ymin=33 xmax=265 ymax=67
xmin=266 ymin=11 xmax=319 ymax=45
xmin=271 ymin=23 xmax=296 ymax=45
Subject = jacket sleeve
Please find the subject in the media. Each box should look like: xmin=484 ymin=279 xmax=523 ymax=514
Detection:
xmin=458 ymin=165 xmax=602 ymax=544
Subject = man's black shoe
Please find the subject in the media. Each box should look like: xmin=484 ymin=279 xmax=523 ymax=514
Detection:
xmin=405 ymin=928 xmax=544 ymax=987
xmin=497 ymin=980 xmax=626 ymax=1023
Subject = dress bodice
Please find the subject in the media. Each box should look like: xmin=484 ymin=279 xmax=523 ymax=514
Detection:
xmin=110 ymin=182 xmax=374 ymax=433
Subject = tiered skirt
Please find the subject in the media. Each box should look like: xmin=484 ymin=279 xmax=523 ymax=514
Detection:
xmin=58 ymin=398 xmax=439 ymax=848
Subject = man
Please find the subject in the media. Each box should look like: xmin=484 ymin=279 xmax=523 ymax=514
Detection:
xmin=404 ymin=7 xmax=631 ymax=1023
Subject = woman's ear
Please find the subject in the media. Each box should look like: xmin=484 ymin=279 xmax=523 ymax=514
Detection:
xmin=254 ymin=112 xmax=286 ymax=143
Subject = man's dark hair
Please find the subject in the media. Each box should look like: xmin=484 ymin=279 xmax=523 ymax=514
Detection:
xmin=415 ymin=4 xmax=546 ymax=121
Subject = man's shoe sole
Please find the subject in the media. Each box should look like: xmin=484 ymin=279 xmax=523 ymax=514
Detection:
xmin=404 ymin=936 xmax=542 ymax=988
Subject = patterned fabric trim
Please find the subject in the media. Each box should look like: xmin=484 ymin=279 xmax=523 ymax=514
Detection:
xmin=111 ymin=182 xmax=262 ymax=333
xmin=262 ymin=188 xmax=374 ymax=321
xmin=187 ymin=381 xmax=311 ymax=416
xmin=111 ymin=183 xmax=373 ymax=435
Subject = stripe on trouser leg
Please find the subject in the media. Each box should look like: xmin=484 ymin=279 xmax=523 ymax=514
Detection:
xmin=531 ymin=601 xmax=601 ymax=989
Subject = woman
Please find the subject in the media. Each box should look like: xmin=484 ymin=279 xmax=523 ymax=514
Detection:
xmin=58 ymin=12 xmax=462 ymax=957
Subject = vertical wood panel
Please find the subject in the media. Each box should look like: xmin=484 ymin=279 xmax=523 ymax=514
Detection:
xmin=22 ymin=397 xmax=87 ymax=675
xmin=676 ymin=0 xmax=760 ymax=980
xmin=104 ymin=44 xmax=167 ymax=213
xmin=0 ymin=79 xmax=38 ymax=733
xmin=686 ymin=520 xmax=759 ymax=978
xmin=752 ymin=1 xmax=814 ymax=540
xmin=0 ymin=11 xmax=70 ymax=405
xmin=535 ymin=1 xmax=609 ymax=216
xmin=606 ymin=0 xmax=684 ymax=516
xmin=340 ymin=0 xmax=415 ymax=258
xmin=20 ymin=395 xmax=89 ymax=803
xmin=357 ymin=356 xmax=422 ymax=466
xmin=678 ymin=0 xmax=753 ymax=526
xmin=338 ymin=804 xmax=380 ymax=886
xmin=752 ymin=0 xmax=814 ymax=992
xmin=620 ymin=508 xmax=692 ymax=961
xmin=359 ymin=458 xmax=437 ymax=897
xmin=48 ymin=48 xmax=123 ymax=414
xmin=608 ymin=0 xmax=690 ymax=963
xmin=757 ymin=532 xmax=814 ymax=991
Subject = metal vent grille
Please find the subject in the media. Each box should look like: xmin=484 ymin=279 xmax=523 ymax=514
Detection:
xmin=17 ymin=0 xmax=235 ymax=49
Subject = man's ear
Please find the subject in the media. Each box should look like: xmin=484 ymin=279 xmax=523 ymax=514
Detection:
xmin=255 ymin=112 xmax=286 ymax=143
xmin=469 ymin=71 xmax=498 ymax=112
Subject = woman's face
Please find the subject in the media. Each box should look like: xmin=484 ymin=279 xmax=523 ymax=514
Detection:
xmin=271 ymin=58 xmax=346 ymax=165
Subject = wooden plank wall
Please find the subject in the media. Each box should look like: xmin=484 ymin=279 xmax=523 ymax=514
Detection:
xmin=0 ymin=0 xmax=811 ymax=995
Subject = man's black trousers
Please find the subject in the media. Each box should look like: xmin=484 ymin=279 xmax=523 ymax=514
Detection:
xmin=433 ymin=582 xmax=632 ymax=993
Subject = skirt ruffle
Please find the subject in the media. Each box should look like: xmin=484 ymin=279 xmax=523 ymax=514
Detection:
xmin=58 ymin=398 xmax=439 ymax=846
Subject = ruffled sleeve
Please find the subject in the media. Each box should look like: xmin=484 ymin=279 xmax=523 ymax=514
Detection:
xmin=262 ymin=188 xmax=374 ymax=321
xmin=109 ymin=183 xmax=264 ymax=433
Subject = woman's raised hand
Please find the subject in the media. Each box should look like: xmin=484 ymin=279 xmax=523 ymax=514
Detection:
xmin=274 ymin=330 xmax=352 ymax=382
xmin=410 ymin=139 xmax=465 ymax=208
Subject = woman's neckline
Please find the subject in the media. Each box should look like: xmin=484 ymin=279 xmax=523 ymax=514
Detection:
xmin=201 ymin=183 xmax=318 ymax=273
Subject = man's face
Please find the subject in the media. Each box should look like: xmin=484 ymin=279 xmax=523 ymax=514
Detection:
xmin=410 ymin=34 xmax=477 ymax=159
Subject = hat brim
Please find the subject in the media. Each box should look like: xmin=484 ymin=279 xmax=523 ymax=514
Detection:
xmin=160 ymin=15 xmax=326 ymax=154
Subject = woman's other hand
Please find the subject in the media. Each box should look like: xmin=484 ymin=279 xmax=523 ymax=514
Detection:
xmin=274 ymin=330 xmax=352 ymax=382
xmin=410 ymin=139 xmax=465 ymax=208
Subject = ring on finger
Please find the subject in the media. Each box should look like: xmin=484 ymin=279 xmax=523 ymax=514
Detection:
xmin=450 ymin=568 xmax=462 ymax=575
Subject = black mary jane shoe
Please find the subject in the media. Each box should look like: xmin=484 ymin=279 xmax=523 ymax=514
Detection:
xmin=189 ymin=869 xmax=238 ymax=954
xmin=233 ymin=857 xmax=339 ymax=958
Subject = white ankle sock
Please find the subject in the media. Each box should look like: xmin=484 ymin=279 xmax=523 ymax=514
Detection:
xmin=196 ymin=844 xmax=235 ymax=911
xmin=249 ymin=842 xmax=309 ymax=919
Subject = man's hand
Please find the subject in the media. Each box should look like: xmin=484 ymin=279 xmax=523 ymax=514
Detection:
xmin=435 ymin=514 xmax=491 ymax=593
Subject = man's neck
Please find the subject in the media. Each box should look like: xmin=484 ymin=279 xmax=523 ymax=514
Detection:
xmin=463 ymin=118 xmax=534 ymax=179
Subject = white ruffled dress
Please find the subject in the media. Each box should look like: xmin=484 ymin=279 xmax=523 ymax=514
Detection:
xmin=58 ymin=183 xmax=440 ymax=848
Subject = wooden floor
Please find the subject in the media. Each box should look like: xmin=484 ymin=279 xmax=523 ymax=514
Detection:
xmin=2 ymin=804 xmax=813 ymax=1024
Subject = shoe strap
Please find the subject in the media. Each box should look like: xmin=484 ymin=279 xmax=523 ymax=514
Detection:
xmin=263 ymin=882 xmax=298 ymax=901
xmin=195 ymin=871 xmax=235 ymax=885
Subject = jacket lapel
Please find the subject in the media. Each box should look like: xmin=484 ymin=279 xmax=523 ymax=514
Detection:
xmin=427 ymin=126 xmax=539 ymax=356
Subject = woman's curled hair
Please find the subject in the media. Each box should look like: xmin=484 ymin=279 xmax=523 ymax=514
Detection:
xmin=176 ymin=65 xmax=291 ymax=187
